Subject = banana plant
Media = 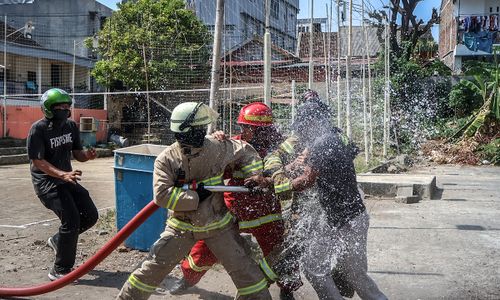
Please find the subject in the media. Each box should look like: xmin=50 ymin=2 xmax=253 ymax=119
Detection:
xmin=454 ymin=46 xmax=500 ymax=138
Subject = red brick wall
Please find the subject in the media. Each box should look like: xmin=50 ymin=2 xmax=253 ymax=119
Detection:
xmin=439 ymin=0 xmax=457 ymax=69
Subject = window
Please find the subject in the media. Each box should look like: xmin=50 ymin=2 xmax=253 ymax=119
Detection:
xmin=27 ymin=71 xmax=36 ymax=82
xmin=0 ymin=68 xmax=12 ymax=82
xmin=51 ymin=64 xmax=62 ymax=87
xmin=100 ymin=16 xmax=107 ymax=30
xmin=271 ymin=0 xmax=279 ymax=19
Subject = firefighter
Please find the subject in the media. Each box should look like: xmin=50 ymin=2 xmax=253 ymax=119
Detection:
xmin=261 ymin=90 xmax=363 ymax=298
xmin=272 ymin=101 xmax=387 ymax=300
xmin=170 ymin=102 xmax=300 ymax=300
xmin=116 ymin=102 xmax=271 ymax=300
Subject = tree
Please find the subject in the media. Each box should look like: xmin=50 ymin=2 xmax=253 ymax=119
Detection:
xmin=88 ymin=0 xmax=211 ymax=90
xmin=369 ymin=0 xmax=440 ymax=61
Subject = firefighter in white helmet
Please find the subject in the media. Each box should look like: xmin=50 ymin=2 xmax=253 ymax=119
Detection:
xmin=116 ymin=102 xmax=271 ymax=300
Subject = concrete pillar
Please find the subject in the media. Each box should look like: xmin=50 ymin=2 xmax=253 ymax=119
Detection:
xmin=454 ymin=56 xmax=462 ymax=73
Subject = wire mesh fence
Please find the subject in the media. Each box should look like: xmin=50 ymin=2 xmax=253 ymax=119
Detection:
xmin=1 ymin=3 xmax=394 ymax=157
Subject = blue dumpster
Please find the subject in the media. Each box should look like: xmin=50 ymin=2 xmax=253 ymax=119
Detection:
xmin=114 ymin=144 xmax=168 ymax=251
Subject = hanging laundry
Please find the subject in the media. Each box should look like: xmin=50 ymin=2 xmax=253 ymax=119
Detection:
xmin=463 ymin=32 xmax=478 ymax=51
xmin=463 ymin=31 xmax=494 ymax=53
xmin=477 ymin=31 xmax=493 ymax=53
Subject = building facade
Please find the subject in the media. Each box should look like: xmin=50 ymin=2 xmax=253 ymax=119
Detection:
xmin=190 ymin=0 xmax=299 ymax=52
xmin=439 ymin=0 xmax=500 ymax=72
xmin=1 ymin=0 xmax=113 ymax=97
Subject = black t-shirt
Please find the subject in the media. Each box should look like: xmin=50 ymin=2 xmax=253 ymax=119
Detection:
xmin=306 ymin=130 xmax=366 ymax=228
xmin=27 ymin=118 xmax=83 ymax=195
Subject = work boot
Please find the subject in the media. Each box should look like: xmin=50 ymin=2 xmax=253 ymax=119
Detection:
xmin=47 ymin=235 xmax=58 ymax=255
xmin=169 ymin=277 xmax=193 ymax=295
xmin=279 ymin=289 xmax=295 ymax=300
xmin=48 ymin=268 xmax=78 ymax=283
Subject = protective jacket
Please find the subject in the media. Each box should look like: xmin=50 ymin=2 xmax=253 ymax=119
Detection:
xmin=117 ymin=136 xmax=272 ymax=300
xmin=180 ymin=135 xmax=286 ymax=287
xmin=154 ymin=136 xmax=264 ymax=229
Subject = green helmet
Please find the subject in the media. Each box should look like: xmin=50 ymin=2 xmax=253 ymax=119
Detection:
xmin=40 ymin=88 xmax=73 ymax=119
xmin=170 ymin=102 xmax=219 ymax=133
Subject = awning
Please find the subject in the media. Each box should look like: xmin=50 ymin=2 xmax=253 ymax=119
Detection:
xmin=5 ymin=43 xmax=95 ymax=68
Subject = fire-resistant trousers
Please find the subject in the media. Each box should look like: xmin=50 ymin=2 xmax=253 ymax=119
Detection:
xmin=181 ymin=221 xmax=284 ymax=286
xmin=116 ymin=222 xmax=271 ymax=300
xmin=302 ymin=211 xmax=387 ymax=300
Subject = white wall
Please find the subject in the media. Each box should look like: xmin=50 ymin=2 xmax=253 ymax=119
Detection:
xmin=458 ymin=0 xmax=487 ymax=15
xmin=486 ymin=0 xmax=500 ymax=14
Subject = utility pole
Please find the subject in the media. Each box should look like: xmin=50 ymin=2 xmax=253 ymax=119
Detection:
xmin=308 ymin=0 xmax=314 ymax=89
xmin=142 ymin=44 xmax=150 ymax=143
xmin=336 ymin=0 xmax=342 ymax=129
xmin=345 ymin=0 xmax=353 ymax=138
xmin=3 ymin=15 xmax=7 ymax=138
xmin=263 ymin=0 xmax=271 ymax=105
xmin=383 ymin=14 xmax=389 ymax=158
xmin=363 ymin=3 xmax=373 ymax=156
xmin=361 ymin=0 xmax=368 ymax=163
xmin=208 ymin=0 xmax=224 ymax=133
xmin=291 ymin=80 xmax=296 ymax=123
xmin=363 ymin=2 xmax=374 ymax=155
xmin=325 ymin=3 xmax=330 ymax=105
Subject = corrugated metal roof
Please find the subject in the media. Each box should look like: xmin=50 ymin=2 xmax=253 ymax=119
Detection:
xmin=298 ymin=26 xmax=381 ymax=59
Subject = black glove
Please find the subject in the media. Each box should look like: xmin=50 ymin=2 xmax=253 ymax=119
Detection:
xmin=248 ymin=186 xmax=267 ymax=196
xmin=196 ymin=183 xmax=212 ymax=202
xmin=174 ymin=169 xmax=186 ymax=187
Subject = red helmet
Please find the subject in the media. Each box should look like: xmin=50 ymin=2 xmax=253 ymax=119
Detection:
xmin=237 ymin=102 xmax=273 ymax=127
xmin=300 ymin=89 xmax=320 ymax=103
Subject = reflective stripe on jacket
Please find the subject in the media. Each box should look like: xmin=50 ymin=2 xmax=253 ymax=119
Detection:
xmin=153 ymin=136 xmax=262 ymax=228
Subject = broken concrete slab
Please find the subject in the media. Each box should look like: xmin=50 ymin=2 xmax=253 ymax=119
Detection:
xmin=0 ymin=153 xmax=29 ymax=166
xmin=395 ymin=184 xmax=421 ymax=204
xmin=397 ymin=184 xmax=415 ymax=197
xmin=395 ymin=195 xmax=420 ymax=204
xmin=357 ymin=174 xmax=437 ymax=200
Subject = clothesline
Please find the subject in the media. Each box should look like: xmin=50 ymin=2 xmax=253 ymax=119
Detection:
xmin=459 ymin=15 xmax=499 ymax=32
xmin=458 ymin=13 xmax=500 ymax=17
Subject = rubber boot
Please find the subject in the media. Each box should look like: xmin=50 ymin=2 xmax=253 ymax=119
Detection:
xmin=169 ymin=277 xmax=193 ymax=295
xmin=332 ymin=268 xmax=355 ymax=298
xmin=279 ymin=289 xmax=295 ymax=300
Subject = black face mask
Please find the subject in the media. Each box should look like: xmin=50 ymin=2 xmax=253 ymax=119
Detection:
xmin=52 ymin=109 xmax=71 ymax=122
xmin=175 ymin=128 xmax=206 ymax=148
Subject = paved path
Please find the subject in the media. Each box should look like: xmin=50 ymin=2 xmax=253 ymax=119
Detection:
xmin=0 ymin=159 xmax=499 ymax=299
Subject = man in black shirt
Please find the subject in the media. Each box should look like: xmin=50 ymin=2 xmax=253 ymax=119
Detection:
xmin=27 ymin=88 xmax=98 ymax=281
xmin=286 ymin=101 xmax=387 ymax=300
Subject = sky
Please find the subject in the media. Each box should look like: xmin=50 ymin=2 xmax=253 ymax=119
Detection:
xmin=97 ymin=0 xmax=440 ymax=40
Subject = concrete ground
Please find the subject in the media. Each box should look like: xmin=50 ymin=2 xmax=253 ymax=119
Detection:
xmin=0 ymin=158 xmax=499 ymax=299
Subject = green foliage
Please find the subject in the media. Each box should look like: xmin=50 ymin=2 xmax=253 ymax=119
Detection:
xmin=448 ymin=80 xmax=483 ymax=117
xmin=421 ymin=60 xmax=452 ymax=77
xmin=458 ymin=46 xmax=500 ymax=137
xmin=354 ymin=156 xmax=383 ymax=173
xmin=89 ymin=0 xmax=211 ymax=90
xmin=477 ymin=138 xmax=500 ymax=165
xmin=373 ymin=49 xmax=452 ymax=150
xmin=431 ymin=117 xmax=472 ymax=139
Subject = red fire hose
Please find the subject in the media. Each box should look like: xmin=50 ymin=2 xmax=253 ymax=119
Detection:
xmin=0 ymin=200 xmax=159 ymax=298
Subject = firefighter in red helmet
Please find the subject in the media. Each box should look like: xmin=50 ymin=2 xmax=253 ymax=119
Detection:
xmin=170 ymin=102 xmax=300 ymax=299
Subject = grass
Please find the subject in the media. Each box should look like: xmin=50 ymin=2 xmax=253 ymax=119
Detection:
xmin=354 ymin=155 xmax=384 ymax=173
